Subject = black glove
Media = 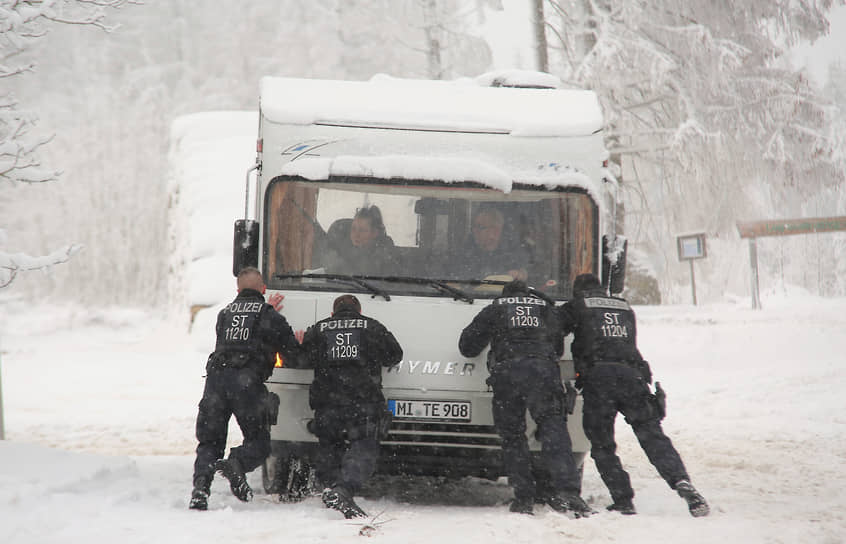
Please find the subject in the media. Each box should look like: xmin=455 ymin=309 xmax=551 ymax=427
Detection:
xmin=574 ymin=373 xmax=584 ymax=391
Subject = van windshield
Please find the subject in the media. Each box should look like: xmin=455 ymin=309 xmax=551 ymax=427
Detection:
xmin=263 ymin=177 xmax=597 ymax=300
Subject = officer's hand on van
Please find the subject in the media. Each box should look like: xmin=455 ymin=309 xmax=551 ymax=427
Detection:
xmin=268 ymin=293 xmax=285 ymax=312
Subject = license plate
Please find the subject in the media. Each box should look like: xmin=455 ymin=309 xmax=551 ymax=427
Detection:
xmin=387 ymin=399 xmax=471 ymax=422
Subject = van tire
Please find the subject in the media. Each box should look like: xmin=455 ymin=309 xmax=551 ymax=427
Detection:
xmin=262 ymin=453 xmax=288 ymax=495
xmin=262 ymin=453 xmax=314 ymax=501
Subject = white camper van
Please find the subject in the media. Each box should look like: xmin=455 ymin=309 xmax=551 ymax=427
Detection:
xmin=233 ymin=73 xmax=627 ymax=497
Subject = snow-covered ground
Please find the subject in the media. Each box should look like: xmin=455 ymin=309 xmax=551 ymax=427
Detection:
xmin=1 ymin=289 xmax=844 ymax=543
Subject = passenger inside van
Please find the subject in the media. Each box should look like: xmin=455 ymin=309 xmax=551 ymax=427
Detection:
xmin=447 ymin=207 xmax=528 ymax=282
xmin=322 ymin=205 xmax=400 ymax=276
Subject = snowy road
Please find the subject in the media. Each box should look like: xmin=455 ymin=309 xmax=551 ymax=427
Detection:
xmin=1 ymin=295 xmax=844 ymax=543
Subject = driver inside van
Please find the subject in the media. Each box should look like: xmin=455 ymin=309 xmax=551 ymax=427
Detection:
xmin=323 ymin=205 xmax=399 ymax=276
xmin=449 ymin=207 xmax=528 ymax=282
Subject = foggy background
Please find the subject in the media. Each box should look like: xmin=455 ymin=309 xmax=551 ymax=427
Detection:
xmin=3 ymin=0 xmax=845 ymax=310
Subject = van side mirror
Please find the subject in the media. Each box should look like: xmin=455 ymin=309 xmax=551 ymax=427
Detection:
xmin=233 ymin=219 xmax=259 ymax=276
xmin=602 ymin=235 xmax=627 ymax=295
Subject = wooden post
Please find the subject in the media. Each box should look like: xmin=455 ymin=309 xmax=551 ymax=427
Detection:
xmin=0 ymin=351 xmax=5 ymax=440
xmin=736 ymin=216 xmax=846 ymax=310
xmin=749 ymin=238 xmax=761 ymax=310
xmin=689 ymin=259 xmax=697 ymax=305
xmin=676 ymin=232 xmax=706 ymax=305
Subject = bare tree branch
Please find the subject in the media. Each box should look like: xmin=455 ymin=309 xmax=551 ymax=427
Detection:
xmin=0 ymin=0 xmax=133 ymax=287
xmin=0 ymin=244 xmax=85 ymax=288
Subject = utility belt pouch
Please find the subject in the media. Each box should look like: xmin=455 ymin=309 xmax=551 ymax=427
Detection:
xmin=265 ymin=390 xmax=280 ymax=426
xmin=633 ymin=359 xmax=653 ymax=384
xmin=207 ymin=351 xmax=250 ymax=370
xmin=228 ymin=353 xmax=250 ymax=369
xmin=378 ymin=408 xmax=393 ymax=440
xmin=651 ymin=381 xmax=667 ymax=420
xmin=205 ymin=353 xmax=217 ymax=373
xmin=360 ymin=408 xmax=392 ymax=440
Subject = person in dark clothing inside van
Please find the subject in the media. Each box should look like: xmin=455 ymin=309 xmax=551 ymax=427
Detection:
xmin=559 ymin=273 xmax=709 ymax=517
xmin=300 ymin=294 xmax=403 ymax=519
xmin=458 ymin=279 xmax=593 ymax=517
xmin=450 ymin=207 xmax=528 ymax=282
xmin=324 ymin=205 xmax=399 ymax=276
xmin=189 ymin=267 xmax=302 ymax=511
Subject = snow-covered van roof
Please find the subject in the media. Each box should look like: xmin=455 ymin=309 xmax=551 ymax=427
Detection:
xmin=260 ymin=73 xmax=603 ymax=136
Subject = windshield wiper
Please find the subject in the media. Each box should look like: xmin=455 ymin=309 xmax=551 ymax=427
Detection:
xmin=419 ymin=277 xmax=557 ymax=305
xmin=380 ymin=277 xmax=474 ymax=303
xmin=274 ymin=273 xmax=391 ymax=301
xmin=428 ymin=280 xmax=474 ymax=303
xmin=274 ymin=273 xmax=478 ymax=303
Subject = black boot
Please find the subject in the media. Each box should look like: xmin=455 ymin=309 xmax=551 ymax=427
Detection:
xmin=189 ymin=476 xmax=211 ymax=510
xmin=606 ymin=499 xmax=637 ymax=515
xmin=547 ymin=492 xmax=596 ymax=518
xmin=509 ymin=496 xmax=534 ymax=515
xmin=322 ymin=486 xmax=367 ymax=519
xmin=675 ymin=480 xmax=709 ymax=517
xmin=215 ymin=458 xmax=253 ymax=502
xmin=189 ymin=488 xmax=209 ymax=510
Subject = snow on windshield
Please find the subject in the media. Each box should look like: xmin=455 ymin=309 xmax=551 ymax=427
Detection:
xmin=279 ymin=156 xmax=602 ymax=202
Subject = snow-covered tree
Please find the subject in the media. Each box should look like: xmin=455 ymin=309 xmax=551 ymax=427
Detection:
xmin=0 ymin=0 xmax=132 ymax=288
xmin=540 ymin=0 xmax=846 ymax=300
xmin=0 ymin=229 xmax=82 ymax=288
xmin=324 ymin=0 xmax=490 ymax=80
xmin=2 ymin=1 xmax=494 ymax=304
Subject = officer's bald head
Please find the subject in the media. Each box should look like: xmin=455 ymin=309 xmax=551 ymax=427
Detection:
xmin=502 ymin=279 xmax=529 ymax=297
xmin=333 ymin=294 xmax=361 ymax=314
xmin=237 ymin=267 xmax=265 ymax=292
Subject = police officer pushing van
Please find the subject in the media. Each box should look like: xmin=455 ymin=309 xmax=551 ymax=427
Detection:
xmin=300 ymin=294 xmax=403 ymax=519
xmin=189 ymin=267 xmax=302 ymax=510
xmin=560 ymin=273 xmax=709 ymax=517
xmin=459 ymin=280 xmax=593 ymax=516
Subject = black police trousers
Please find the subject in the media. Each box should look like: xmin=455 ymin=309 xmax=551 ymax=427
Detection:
xmin=491 ymin=357 xmax=581 ymax=501
xmin=310 ymin=403 xmax=384 ymax=494
xmin=192 ymin=366 xmax=272 ymax=490
xmin=581 ymin=362 xmax=689 ymax=503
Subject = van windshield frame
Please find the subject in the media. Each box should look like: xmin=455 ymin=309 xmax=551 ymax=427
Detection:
xmin=262 ymin=175 xmax=598 ymax=300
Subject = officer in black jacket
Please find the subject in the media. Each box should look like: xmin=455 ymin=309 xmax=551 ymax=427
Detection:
xmin=189 ymin=267 xmax=302 ymax=511
xmin=300 ymin=294 xmax=403 ymax=519
xmin=560 ymin=273 xmax=709 ymax=517
xmin=459 ymin=280 xmax=592 ymax=516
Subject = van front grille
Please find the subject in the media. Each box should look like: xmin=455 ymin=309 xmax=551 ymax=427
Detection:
xmin=384 ymin=421 xmax=501 ymax=449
